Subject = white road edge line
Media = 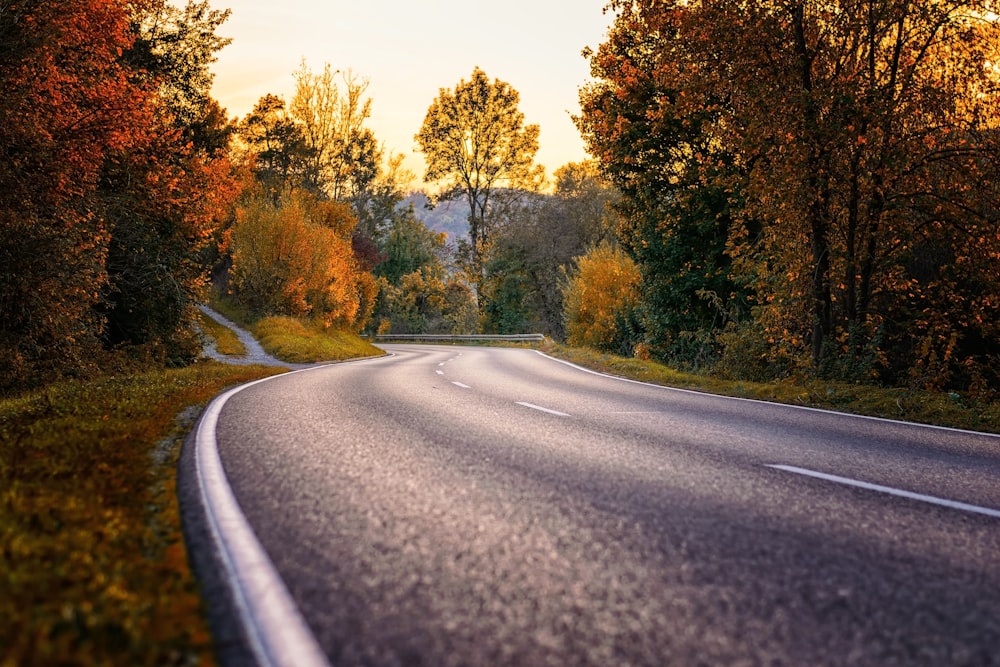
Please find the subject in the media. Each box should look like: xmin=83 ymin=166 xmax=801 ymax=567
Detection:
xmin=766 ymin=464 xmax=1000 ymax=519
xmin=533 ymin=350 xmax=1000 ymax=439
xmin=516 ymin=401 xmax=570 ymax=417
xmin=196 ymin=372 xmax=331 ymax=667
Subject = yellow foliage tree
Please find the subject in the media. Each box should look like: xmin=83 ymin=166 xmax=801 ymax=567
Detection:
xmin=562 ymin=242 xmax=641 ymax=352
xmin=228 ymin=187 xmax=376 ymax=330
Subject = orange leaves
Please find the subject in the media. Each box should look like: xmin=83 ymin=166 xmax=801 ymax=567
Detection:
xmin=0 ymin=0 xmax=152 ymax=386
xmin=229 ymin=188 xmax=373 ymax=330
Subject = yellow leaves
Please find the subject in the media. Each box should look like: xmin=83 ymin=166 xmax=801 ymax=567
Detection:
xmin=563 ymin=242 xmax=641 ymax=350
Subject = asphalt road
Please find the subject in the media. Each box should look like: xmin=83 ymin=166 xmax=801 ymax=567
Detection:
xmin=190 ymin=344 xmax=1000 ymax=666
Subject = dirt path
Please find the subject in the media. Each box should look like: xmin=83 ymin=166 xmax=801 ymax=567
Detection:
xmin=198 ymin=305 xmax=298 ymax=368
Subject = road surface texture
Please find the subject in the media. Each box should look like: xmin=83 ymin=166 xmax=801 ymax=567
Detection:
xmin=183 ymin=344 xmax=1000 ymax=666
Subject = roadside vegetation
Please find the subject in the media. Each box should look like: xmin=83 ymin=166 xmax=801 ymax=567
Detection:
xmin=0 ymin=310 xmax=383 ymax=666
xmin=543 ymin=342 xmax=1000 ymax=436
xmin=252 ymin=316 xmax=382 ymax=363
xmin=0 ymin=362 xmax=283 ymax=666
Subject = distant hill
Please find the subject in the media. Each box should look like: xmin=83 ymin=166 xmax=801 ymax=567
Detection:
xmin=402 ymin=192 xmax=469 ymax=242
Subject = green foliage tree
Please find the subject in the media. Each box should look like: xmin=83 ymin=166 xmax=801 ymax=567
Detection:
xmin=577 ymin=4 xmax=746 ymax=369
xmin=370 ymin=205 xmax=477 ymax=334
xmin=415 ymin=67 xmax=542 ymax=291
xmin=239 ymin=94 xmax=311 ymax=195
xmin=128 ymin=0 xmax=233 ymax=147
xmin=481 ymin=162 xmax=618 ymax=337
xmin=376 ymin=205 xmax=448 ymax=285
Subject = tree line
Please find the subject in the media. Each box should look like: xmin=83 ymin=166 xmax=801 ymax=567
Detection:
xmin=0 ymin=0 xmax=614 ymax=394
xmin=577 ymin=0 xmax=1000 ymax=395
xmin=5 ymin=0 xmax=998 ymax=399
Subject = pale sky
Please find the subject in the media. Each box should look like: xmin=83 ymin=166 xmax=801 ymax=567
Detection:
xmin=208 ymin=1 xmax=613 ymax=184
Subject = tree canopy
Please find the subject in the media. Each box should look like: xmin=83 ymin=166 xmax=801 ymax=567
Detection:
xmin=579 ymin=0 xmax=1000 ymax=392
xmin=415 ymin=67 xmax=541 ymax=290
xmin=0 ymin=0 xmax=237 ymax=390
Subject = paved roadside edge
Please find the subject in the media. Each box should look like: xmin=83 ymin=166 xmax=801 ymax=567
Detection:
xmin=177 ymin=370 xmax=331 ymax=667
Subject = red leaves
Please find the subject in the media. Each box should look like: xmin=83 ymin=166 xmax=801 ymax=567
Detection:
xmin=1 ymin=0 xmax=238 ymax=387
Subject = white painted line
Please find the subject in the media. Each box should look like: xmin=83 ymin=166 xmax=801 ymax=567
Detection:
xmin=767 ymin=464 xmax=1000 ymax=519
xmin=452 ymin=381 xmax=471 ymax=389
xmin=435 ymin=370 xmax=444 ymax=375
xmin=533 ymin=350 xmax=1000 ymax=439
xmin=196 ymin=372 xmax=331 ymax=667
xmin=516 ymin=401 xmax=570 ymax=417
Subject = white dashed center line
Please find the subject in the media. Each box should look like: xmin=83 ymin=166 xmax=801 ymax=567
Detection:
xmin=516 ymin=402 xmax=570 ymax=417
xmin=452 ymin=382 xmax=471 ymax=389
xmin=767 ymin=464 xmax=1000 ymax=519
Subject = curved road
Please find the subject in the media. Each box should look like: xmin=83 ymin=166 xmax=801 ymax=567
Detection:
xmin=187 ymin=344 xmax=1000 ymax=666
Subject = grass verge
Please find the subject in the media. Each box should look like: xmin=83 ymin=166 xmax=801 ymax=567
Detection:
xmin=541 ymin=341 xmax=1000 ymax=435
xmin=252 ymin=316 xmax=383 ymax=363
xmin=1 ymin=362 xmax=284 ymax=667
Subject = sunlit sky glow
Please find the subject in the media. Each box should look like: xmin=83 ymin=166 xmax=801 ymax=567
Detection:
xmin=208 ymin=0 xmax=613 ymax=183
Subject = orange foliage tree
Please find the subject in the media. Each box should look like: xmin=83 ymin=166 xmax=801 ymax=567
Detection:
xmin=0 ymin=0 xmax=151 ymax=387
xmin=227 ymin=187 xmax=377 ymax=330
xmin=0 ymin=0 xmax=239 ymax=389
xmin=562 ymin=242 xmax=641 ymax=354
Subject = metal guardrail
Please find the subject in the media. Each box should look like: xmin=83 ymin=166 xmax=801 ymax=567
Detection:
xmin=374 ymin=333 xmax=545 ymax=343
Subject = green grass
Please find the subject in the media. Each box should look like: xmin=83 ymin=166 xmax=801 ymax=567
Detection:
xmin=197 ymin=311 xmax=246 ymax=357
xmin=0 ymin=362 xmax=285 ymax=667
xmin=252 ymin=316 xmax=384 ymax=363
xmin=541 ymin=341 xmax=1000 ymax=434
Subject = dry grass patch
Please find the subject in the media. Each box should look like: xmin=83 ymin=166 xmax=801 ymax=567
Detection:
xmin=197 ymin=310 xmax=246 ymax=357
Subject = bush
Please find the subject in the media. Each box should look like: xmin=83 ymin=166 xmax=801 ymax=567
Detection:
xmin=562 ymin=242 xmax=641 ymax=353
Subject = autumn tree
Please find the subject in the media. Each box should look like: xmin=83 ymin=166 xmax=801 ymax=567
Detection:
xmin=99 ymin=0 xmax=238 ymax=359
xmin=0 ymin=0 xmax=149 ymax=387
xmin=562 ymin=241 xmax=641 ymax=355
xmin=0 ymin=0 xmax=239 ymax=388
xmin=228 ymin=186 xmax=376 ymax=329
xmin=290 ymin=64 xmax=379 ymax=200
xmin=577 ymin=4 xmax=747 ymax=368
xmin=415 ymin=67 xmax=542 ymax=292
xmin=582 ymin=0 xmax=1000 ymax=391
